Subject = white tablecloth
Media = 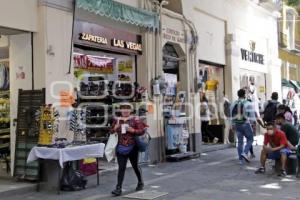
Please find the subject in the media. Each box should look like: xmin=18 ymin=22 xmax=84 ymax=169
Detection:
xmin=27 ymin=143 xmax=105 ymax=168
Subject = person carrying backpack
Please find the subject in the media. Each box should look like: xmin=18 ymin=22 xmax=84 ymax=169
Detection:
xmin=262 ymin=92 xmax=279 ymax=123
xmin=231 ymin=89 xmax=256 ymax=164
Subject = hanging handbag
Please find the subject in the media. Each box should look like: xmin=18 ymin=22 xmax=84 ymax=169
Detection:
xmin=135 ymin=131 xmax=151 ymax=152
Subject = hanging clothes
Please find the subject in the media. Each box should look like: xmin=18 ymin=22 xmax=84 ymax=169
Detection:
xmin=0 ymin=63 xmax=9 ymax=90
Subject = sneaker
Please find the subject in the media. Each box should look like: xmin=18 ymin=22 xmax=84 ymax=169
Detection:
xmin=278 ymin=170 xmax=287 ymax=177
xmin=241 ymin=154 xmax=250 ymax=163
xmin=255 ymin=167 xmax=266 ymax=174
xmin=239 ymin=159 xmax=245 ymax=166
xmin=213 ymin=137 xmax=219 ymax=144
xmin=112 ymin=187 xmax=122 ymax=196
xmin=136 ymin=182 xmax=144 ymax=191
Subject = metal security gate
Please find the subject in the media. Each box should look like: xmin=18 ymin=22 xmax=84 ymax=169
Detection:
xmin=14 ymin=89 xmax=45 ymax=180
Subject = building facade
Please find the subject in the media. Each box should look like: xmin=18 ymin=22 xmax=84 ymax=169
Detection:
xmin=0 ymin=0 xmax=283 ymax=180
xmin=278 ymin=3 xmax=300 ymax=114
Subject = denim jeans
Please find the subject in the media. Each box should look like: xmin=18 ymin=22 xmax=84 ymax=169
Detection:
xmin=235 ymin=122 xmax=254 ymax=160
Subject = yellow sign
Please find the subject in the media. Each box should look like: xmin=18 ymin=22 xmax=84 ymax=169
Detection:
xmin=259 ymin=86 xmax=265 ymax=93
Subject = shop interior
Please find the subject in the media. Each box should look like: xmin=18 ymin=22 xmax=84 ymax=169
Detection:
xmin=240 ymin=69 xmax=267 ymax=116
xmin=239 ymin=69 xmax=267 ymax=137
xmin=198 ymin=61 xmax=225 ymax=145
xmin=0 ymin=29 xmax=35 ymax=182
xmin=0 ymin=34 xmax=10 ymax=178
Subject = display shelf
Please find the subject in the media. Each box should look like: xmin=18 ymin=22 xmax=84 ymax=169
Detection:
xmin=0 ymin=128 xmax=10 ymax=134
xmin=0 ymin=91 xmax=9 ymax=96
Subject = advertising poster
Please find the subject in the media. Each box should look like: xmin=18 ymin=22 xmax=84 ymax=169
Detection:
xmin=118 ymin=59 xmax=133 ymax=73
xmin=73 ymin=54 xmax=114 ymax=74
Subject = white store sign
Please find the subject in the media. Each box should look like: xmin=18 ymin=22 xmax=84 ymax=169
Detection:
xmin=236 ymin=30 xmax=268 ymax=73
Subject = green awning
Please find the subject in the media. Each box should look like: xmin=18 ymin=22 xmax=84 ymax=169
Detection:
xmin=282 ymin=79 xmax=295 ymax=89
xmin=76 ymin=0 xmax=159 ymax=30
xmin=290 ymin=80 xmax=300 ymax=91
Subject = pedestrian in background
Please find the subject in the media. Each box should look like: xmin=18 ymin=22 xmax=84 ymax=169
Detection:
xmin=277 ymin=104 xmax=294 ymax=125
xmin=262 ymin=92 xmax=279 ymax=124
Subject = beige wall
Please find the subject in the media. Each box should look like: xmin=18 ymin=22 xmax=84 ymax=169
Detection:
xmin=0 ymin=0 xmax=38 ymax=32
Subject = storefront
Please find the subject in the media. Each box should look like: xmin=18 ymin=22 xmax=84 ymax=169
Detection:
xmin=67 ymin=0 xmax=160 ymax=164
xmin=198 ymin=61 xmax=226 ymax=144
xmin=160 ymin=8 xmax=200 ymax=160
xmin=71 ymin=19 xmax=147 ymax=158
xmin=236 ymin=30 xmax=269 ymax=118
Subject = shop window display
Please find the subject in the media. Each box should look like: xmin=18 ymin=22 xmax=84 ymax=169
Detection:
xmin=198 ymin=63 xmax=224 ymax=123
xmin=240 ymin=70 xmax=267 ymax=115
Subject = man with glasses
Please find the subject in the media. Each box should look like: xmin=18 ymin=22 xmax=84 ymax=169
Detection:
xmin=255 ymin=122 xmax=291 ymax=176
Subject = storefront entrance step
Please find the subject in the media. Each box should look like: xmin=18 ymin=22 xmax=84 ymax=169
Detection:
xmin=201 ymin=144 xmax=234 ymax=153
xmin=0 ymin=178 xmax=36 ymax=197
xmin=166 ymin=151 xmax=201 ymax=162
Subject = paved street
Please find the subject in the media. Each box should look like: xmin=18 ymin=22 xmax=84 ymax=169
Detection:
xmin=3 ymin=146 xmax=300 ymax=200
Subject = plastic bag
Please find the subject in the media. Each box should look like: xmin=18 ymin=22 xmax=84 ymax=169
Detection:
xmin=60 ymin=162 xmax=87 ymax=191
xmin=105 ymin=133 xmax=118 ymax=162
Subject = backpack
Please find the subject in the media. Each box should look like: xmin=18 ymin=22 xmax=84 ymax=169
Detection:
xmin=231 ymin=100 xmax=246 ymax=123
xmin=60 ymin=162 xmax=87 ymax=191
xmin=263 ymin=101 xmax=278 ymax=123
xmin=224 ymin=100 xmax=231 ymax=118
xmin=135 ymin=131 xmax=151 ymax=152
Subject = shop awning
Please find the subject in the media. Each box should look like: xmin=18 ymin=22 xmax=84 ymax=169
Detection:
xmin=282 ymin=79 xmax=295 ymax=88
xmin=76 ymin=0 xmax=159 ymax=30
xmin=289 ymin=80 xmax=300 ymax=91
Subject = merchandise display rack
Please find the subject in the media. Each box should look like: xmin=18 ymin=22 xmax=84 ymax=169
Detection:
xmin=0 ymin=90 xmax=10 ymax=173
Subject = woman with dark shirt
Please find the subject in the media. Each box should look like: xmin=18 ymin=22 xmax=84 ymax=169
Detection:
xmin=111 ymin=104 xmax=147 ymax=196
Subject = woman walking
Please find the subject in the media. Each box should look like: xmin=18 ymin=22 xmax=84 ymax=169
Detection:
xmin=111 ymin=103 xmax=147 ymax=196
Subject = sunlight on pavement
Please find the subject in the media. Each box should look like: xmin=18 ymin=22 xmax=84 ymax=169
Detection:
xmin=150 ymin=186 xmax=161 ymax=189
xmin=280 ymin=178 xmax=296 ymax=182
xmin=260 ymin=183 xmax=282 ymax=189
xmin=239 ymin=189 xmax=249 ymax=192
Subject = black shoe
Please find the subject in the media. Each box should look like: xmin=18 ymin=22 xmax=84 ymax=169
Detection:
xmin=255 ymin=167 xmax=265 ymax=174
xmin=112 ymin=186 xmax=122 ymax=196
xmin=136 ymin=182 xmax=144 ymax=191
xmin=278 ymin=170 xmax=287 ymax=177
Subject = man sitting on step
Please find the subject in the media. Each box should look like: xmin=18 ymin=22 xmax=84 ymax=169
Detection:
xmin=255 ymin=122 xmax=291 ymax=176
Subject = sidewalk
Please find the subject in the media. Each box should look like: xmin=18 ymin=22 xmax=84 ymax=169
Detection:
xmin=3 ymin=146 xmax=300 ymax=200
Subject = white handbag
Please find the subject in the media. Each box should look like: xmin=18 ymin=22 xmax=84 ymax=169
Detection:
xmin=105 ymin=133 xmax=118 ymax=162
